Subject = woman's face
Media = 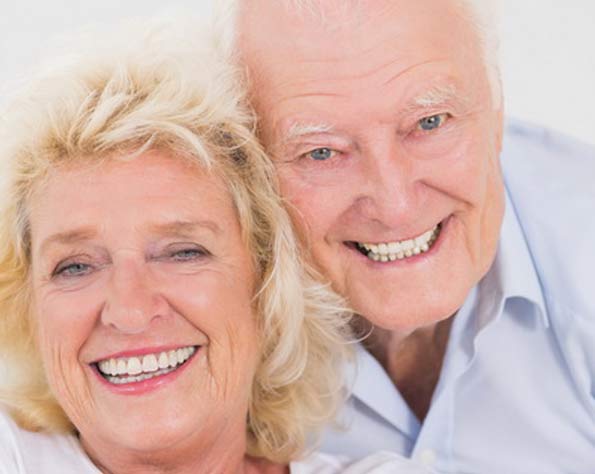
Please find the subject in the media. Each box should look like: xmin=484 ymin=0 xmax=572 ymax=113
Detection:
xmin=29 ymin=152 xmax=259 ymax=458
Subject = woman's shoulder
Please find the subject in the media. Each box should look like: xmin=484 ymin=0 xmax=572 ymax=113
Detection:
xmin=290 ymin=451 xmax=433 ymax=474
xmin=0 ymin=408 xmax=99 ymax=474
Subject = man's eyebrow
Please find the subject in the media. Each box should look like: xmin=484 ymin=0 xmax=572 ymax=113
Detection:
xmin=283 ymin=122 xmax=336 ymax=142
xmin=407 ymin=84 xmax=467 ymax=110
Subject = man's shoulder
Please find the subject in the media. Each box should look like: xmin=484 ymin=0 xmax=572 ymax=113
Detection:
xmin=502 ymin=118 xmax=595 ymax=195
xmin=501 ymin=118 xmax=595 ymax=315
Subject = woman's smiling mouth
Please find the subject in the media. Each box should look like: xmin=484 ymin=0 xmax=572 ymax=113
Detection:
xmin=94 ymin=346 xmax=198 ymax=385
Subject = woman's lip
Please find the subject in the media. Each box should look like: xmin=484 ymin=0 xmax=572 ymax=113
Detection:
xmin=90 ymin=344 xmax=202 ymax=364
xmin=91 ymin=347 xmax=199 ymax=396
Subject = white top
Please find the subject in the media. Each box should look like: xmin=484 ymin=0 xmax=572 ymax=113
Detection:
xmin=0 ymin=410 xmax=430 ymax=474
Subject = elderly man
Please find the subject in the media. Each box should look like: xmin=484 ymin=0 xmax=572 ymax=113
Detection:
xmin=236 ymin=0 xmax=595 ymax=472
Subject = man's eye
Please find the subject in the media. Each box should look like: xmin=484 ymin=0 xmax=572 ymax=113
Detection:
xmin=307 ymin=148 xmax=335 ymax=161
xmin=418 ymin=113 xmax=449 ymax=131
xmin=54 ymin=262 xmax=92 ymax=278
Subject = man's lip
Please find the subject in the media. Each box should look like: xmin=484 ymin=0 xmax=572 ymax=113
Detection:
xmin=341 ymin=217 xmax=448 ymax=246
xmin=89 ymin=344 xmax=203 ymax=364
xmin=345 ymin=216 xmax=450 ymax=262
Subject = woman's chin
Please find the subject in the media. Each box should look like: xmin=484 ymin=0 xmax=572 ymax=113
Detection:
xmin=81 ymin=418 xmax=196 ymax=456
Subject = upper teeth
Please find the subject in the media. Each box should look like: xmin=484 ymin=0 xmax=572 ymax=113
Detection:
xmin=358 ymin=224 xmax=440 ymax=262
xmin=97 ymin=346 xmax=196 ymax=377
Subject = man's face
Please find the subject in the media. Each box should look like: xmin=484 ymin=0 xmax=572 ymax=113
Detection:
xmin=240 ymin=0 xmax=505 ymax=331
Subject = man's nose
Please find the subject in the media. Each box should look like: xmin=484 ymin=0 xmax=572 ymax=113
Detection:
xmin=355 ymin=140 xmax=422 ymax=226
xmin=101 ymin=260 xmax=168 ymax=334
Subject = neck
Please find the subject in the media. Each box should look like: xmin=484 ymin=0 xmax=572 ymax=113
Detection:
xmin=82 ymin=421 xmax=265 ymax=474
xmin=362 ymin=315 xmax=454 ymax=422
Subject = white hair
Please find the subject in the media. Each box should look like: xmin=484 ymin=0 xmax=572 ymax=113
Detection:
xmin=231 ymin=0 xmax=502 ymax=106
xmin=460 ymin=0 xmax=502 ymax=106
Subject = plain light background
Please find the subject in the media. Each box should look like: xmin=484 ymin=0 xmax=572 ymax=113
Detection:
xmin=1 ymin=1 xmax=594 ymax=145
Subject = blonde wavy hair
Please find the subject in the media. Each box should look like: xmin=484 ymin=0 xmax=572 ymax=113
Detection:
xmin=0 ymin=16 xmax=351 ymax=463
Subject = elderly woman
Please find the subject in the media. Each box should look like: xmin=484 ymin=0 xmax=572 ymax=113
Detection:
xmin=0 ymin=19 xmax=431 ymax=474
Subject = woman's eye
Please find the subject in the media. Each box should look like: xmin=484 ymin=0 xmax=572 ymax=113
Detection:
xmin=53 ymin=262 xmax=92 ymax=278
xmin=307 ymin=148 xmax=335 ymax=161
xmin=169 ymin=248 xmax=207 ymax=261
xmin=418 ymin=113 xmax=449 ymax=132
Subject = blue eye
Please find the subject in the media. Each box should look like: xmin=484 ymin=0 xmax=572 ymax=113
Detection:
xmin=418 ymin=114 xmax=448 ymax=131
xmin=54 ymin=262 xmax=92 ymax=277
xmin=308 ymin=148 xmax=334 ymax=161
xmin=170 ymin=248 xmax=206 ymax=261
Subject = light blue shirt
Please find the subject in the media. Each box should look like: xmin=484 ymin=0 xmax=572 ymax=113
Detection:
xmin=321 ymin=119 xmax=595 ymax=473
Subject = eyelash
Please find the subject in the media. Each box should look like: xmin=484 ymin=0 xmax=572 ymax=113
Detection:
xmin=415 ymin=113 xmax=452 ymax=133
xmin=166 ymin=246 xmax=209 ymax=261
xmin=51 ymin=245 xmax=210 ymax=279
xmin=299 ymin=147 xmax=341 ymax=163
xmin=296 ymin=114 xmax=451 ymax=159
xmin=53 ymin=261 xmax=93 ymax=278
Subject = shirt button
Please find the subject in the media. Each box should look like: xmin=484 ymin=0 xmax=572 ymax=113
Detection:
xmin=418 ymin=449 xmax=437 ymax=468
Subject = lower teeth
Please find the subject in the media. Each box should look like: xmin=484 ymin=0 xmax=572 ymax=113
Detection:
xmin=104 ymin=365 xmax=179 ymax=385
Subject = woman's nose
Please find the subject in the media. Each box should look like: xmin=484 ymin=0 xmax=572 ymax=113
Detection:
xmin=100 ymin=261 xmax=168 ymax=334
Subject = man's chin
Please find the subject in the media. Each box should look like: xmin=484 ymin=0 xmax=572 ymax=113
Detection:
xmin=348 ymin=287 xmax=468 ymax=333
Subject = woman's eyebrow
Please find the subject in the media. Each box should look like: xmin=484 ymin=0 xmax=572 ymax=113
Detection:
xmin=38 ymin=228 xmax=97 ymax=256
xmin=38 ymin=220 xmax=223 ymax=256
xmin=147 ymin=220 xmax=223 ymax=238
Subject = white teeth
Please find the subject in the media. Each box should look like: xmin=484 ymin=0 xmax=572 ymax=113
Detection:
xmin=358 ymin=224 xmax=441 ymax=262
xmin=402 ymin=240 xmax=414 ymax=251
xmin=142 ymin=354 xmax=158 ymax=373
xmin=388 ymin=242 xmax=401 ymax=253
xmin=98 ymin=360 xmax=110 ymax=374
xmin=158 ymin=352 xmax=169 ymax=370
xmin=168 ymin=350 xmax=178 ymax=368
xmin=96 ymin=346 xmax=197 ymax=381
xmin=127 ymin=357 xmax=142 ymax=376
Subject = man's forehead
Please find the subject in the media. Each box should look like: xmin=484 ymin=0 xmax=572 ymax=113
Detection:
xmin=239 ymin=0 xmax=478 ymax=87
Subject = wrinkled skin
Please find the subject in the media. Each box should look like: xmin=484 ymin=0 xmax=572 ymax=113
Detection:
xmin=29 ymin=152 xmax=276 ymax=473
xmin=239 ymin=0 xmax=505 ymax=332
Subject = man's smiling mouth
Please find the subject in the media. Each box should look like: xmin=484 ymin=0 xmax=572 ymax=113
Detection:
xmin=94 ymin=346 xmax=197 ymax=385
xmin=353 ymin=223 xmax=442 ymax=262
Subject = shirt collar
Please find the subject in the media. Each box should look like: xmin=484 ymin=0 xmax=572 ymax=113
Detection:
xmin=473 ymin=188 xmax=549 ymax=332
xmin=347 ymin=344 xmax=421 ymax=439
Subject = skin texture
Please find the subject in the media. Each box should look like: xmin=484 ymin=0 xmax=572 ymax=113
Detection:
xmin=239 ymin=0 xmax=505 ymax=418
xmin=29 ymin=152 xmax=284 ymax=473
